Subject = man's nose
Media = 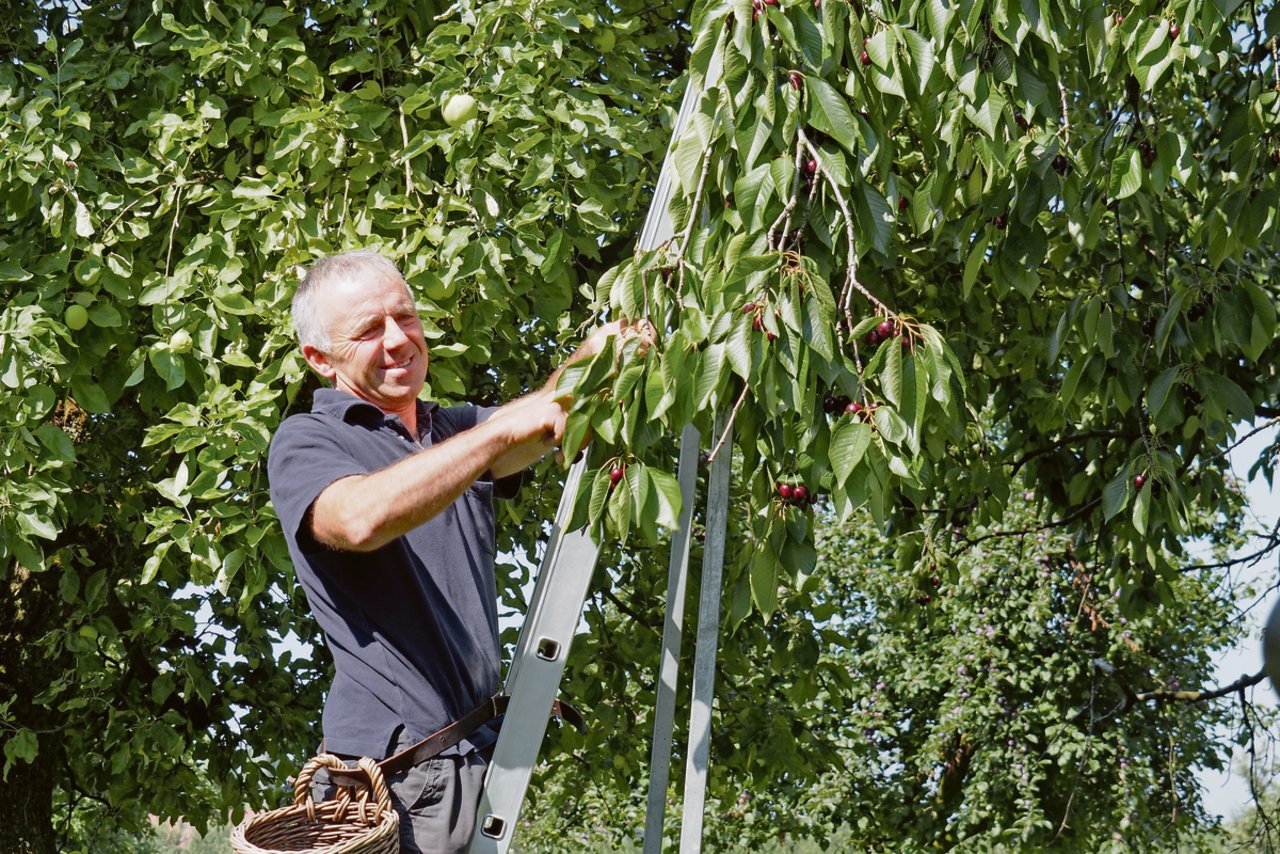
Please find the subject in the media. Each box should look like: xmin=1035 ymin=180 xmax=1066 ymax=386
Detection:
xmin=382 ymin=315 xmax=409 ymax=347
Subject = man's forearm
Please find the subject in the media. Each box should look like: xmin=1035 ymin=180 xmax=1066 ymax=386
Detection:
xmin=310 ymin=418 xmax=515 ymax=553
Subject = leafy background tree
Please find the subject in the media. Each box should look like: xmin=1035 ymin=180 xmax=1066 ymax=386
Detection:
xmin=2 ymin=0 xmax=1279 ymax=852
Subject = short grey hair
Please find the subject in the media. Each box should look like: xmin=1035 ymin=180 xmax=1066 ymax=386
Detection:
xmin=292 ymin=250 xmax=407 ymax=351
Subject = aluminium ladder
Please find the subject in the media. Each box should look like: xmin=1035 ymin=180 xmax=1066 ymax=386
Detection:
xmin=469 ymin=38 xmax=727 ymax=854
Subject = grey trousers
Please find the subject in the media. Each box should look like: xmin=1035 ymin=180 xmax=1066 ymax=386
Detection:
xmin=314 ymin=729 xmax=490 ymax=854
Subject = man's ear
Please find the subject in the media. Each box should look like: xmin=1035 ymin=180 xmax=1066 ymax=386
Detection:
xmin=302 ymin=344 xmax=337 ymax=381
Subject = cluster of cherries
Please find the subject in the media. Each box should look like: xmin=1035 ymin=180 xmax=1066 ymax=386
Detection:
xmin=742 ymin=301 xmax=777 ymax=341
xmin=822 ymin=394 xmax=877 ymax=420
xmin=865 ymin=318 xmax=903 ymax=349
xmin=775 ymin=482 xmax=817 ymax=509
xmin=750 ymin=0 xmax=778 ymax=20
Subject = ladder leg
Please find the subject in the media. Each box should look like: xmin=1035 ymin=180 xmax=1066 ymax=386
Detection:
xmin=643 ymin=424 xmax=701 ymax=854
xmin=679 ymin=414 xmax=732 ymax=854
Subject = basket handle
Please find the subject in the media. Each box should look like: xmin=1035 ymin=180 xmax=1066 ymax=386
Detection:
xmin=292 ymin=754 xmax=394 ymax=824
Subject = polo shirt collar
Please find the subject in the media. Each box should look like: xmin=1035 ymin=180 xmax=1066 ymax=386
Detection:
xmin=311 ymin=387 xmax=440 ymax=433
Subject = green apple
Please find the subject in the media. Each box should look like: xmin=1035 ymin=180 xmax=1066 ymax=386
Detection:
xmin=64 ymin=304 xmax=89 ymax=331
xmin=442 ymin=94 xmax=479 ymax=128
xmin=169 ymin=329 xmax=193 ymax=354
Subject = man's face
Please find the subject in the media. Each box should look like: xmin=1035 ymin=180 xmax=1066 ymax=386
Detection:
xmin=304 ymin=272 xmax=430 ymax=414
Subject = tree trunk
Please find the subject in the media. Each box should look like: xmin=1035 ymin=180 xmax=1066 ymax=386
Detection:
xmin=0 ymin=744 xmax=58 ymax=854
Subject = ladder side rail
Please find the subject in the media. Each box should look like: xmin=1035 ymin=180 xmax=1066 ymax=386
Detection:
xmin=678 ymin=414 xmax=732 ymax=854
xmin=642 ymin=424 xmax=701 ymax=854
xmin=469 ymin=529 xmax=601 ymax=853
xmin=502 ymin=456 xmax=588 ymax=692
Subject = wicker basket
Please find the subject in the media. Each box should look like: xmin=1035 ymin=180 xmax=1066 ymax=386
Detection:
xmin=231 ymin=754 xmax=400 ymax=854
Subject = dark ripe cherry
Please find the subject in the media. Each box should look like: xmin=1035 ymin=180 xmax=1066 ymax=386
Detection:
xmin=742 ymin=301 xmax=757 ymax=314
xmin=866 ymin=330 xmax=881 ymax=346
xmin=792 ymin=485 xmax=808 ymax=503
xmin=991 ymin=214 xmax=1007 ymax=229
xmin=845 ymin=401 xmax=863 ymax=415
xmin=764 ymin=0 xmax=780 ymax=6
xmin=610 ymin=466 xmax=624 ymax=485
xmin=1270 ymin=150 xmax=1279 ymax=166
xmin=898 ymin=196 xmax=909 ymax=211
xmin=753 ymin=315 xmax=763 ymax=331
xmin=766 ymin=330 xmax=777 ymax=341
xmin=1053 ymin=154 xmax=1071 ymax=175
xmin=777 ymin=483 xmax=793 ymax=499
xmin=725 ymin=12 xmax=734 ymax=27
xmin=1014 ymin=112 xmax=1029 ymax=130
xmin=805 ymin=158 xmax=817 ymax=175
xmin=1169 ymin=22 xmax=1180 ymax=38
xmin=876 ymin=319 xmax=895 ymax=338
xmin=1133 ymin=474 xmax=1146 ymax=489
xmin=861 ymin=50 xmax=871 ymax=65
xmin=789 ymin=71 xmax=803 ymax=90
xmin=752 ymin=0 xmax=763 ymax=9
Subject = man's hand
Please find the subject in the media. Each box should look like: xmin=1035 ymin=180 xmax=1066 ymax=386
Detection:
xmin=578 ymin=318 xmax=658 ymax=362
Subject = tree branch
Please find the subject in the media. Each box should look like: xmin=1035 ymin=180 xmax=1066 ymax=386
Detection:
xmin=1093 ymin=658 xmax=1267 ymax=713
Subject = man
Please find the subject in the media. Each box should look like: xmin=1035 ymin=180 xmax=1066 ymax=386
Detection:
xmin=267 ymin=249 xmax=636 ymax=853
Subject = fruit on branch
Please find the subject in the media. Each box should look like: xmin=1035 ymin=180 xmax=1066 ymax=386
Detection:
xmin=742 ymin=301 xmax=757 ymax=314
xmin=805 ymin=158 xmax=818 ymax=175
xmin=169 ymin=329 xmax=193 ymax=354
xmin=1014 ymin=112 xmax=1029 ymax=130
xmin=1133 ymin=474 xmax=1146 ymax=489
xmin=610 ymin=465 xmax=625 ymax=485
xmin=898 ymin=196 xmax=909 ymax=211
xmin=777 ymin=482 xmax=794 ymax=500
xmin=442 ymin=93 xmax=479 ymax=127
xmin=845 ymin=401 xmax=864 ymax=416
xmin=861 ymin=50 xmax=872 ymax=66
xmin=788 ymin=71 xmax=803 ymax=90
xmin=1169 ymin=22 xmax=1181 ymax=39
xmin=1137 ymin=140 xmax=1155 ymax=168
xmin=64 ymin=304 xmax=88 ymax=331
xmin=792 ymin=485 xmax=808 ymax=503
xmin=876 ymin=319 xmax=895 ymax=338
xmin=991 ymin=214 xmax=1007 ymax=229
xmin=1053 ymin=154 xmax=1072 ymax=175
xmin=753 ymin=315 xmax=764 ymax=331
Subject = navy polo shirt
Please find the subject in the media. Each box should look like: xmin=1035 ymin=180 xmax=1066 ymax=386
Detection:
xmin=267 ymin=387 xmax=519 ymax=759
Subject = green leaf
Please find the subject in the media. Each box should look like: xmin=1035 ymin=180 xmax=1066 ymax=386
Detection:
xmin=805 ymin=76 xmax=859 ymax=154
xmin=750 ymin=549 xmax=778 ymax=619
xmin=881 ymin=336 xmax=902 ymax=406
xmin=1147 ymin=367 xmax=1178 ymax=419
xmin=1102 ymin=472 xmax=1129 ymax=522
xmin=1109 ymin=148 xmax=1143 ymax=200
xmin=830 ymin=422 xmax=872 ymax=488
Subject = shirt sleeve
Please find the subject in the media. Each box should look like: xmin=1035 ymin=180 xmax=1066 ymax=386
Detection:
xmin=436 ymin=404 xmax=525 ymax=501
xmin=267 ymin=415 xmax=370 ymax=552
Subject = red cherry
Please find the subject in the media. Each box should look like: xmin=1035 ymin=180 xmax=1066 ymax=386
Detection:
xmin=866 ymin=330 xmax=881 ymax=346
xmin=742 ymin=301 xmax=757 ymax=314
xmin=788 ymin=71 xmax=803 ymax=90
xmin=610 ymin=466 xmax=624 ymax=485
xmin=805 ymin=158 xmax=817 ymax=175
xmin=845 ymin=401 xmax=863 ymax=415
xmin=753 ymin=315 xmax=763 ymax=331
xmin=876 ymin=319 xmax=895 ymax=338
xmin=766 ymin=330 xmax=777 ymax=341
xmin=764 ymin=0 xmax=780 ymax=6
xmin=1133 ymin=474 xmax=1146 ymax=489
xmin=1114 ymin=12 xmax=1123 ymax=25
xmin=777 ymin=483 xmax=793 ymax=499
xmin=860 ymin=50 xmax=871 ymax=65
xmin=898 ymin=196 xmax=908 ymax=211
xmin=991 ymin=214 xmax=1007 ymax=229
xmin=1168 ymin=23 xmax=1180 ymax=38
xmin=792 ymin=486 xmax=808 ymax=503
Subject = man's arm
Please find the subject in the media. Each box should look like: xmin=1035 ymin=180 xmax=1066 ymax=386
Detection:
xmin=309 ymin=319 xmax=652 ymax=551
xmin=309 ymin=401 xmax=562 ymax=552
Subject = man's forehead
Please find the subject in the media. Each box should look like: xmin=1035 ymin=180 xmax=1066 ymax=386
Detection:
xmin=319 ymin=272 xmax=415 ymax=313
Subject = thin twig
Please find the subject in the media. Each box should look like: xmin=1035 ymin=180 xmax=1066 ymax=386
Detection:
xmin=706 ymin=382 xmax=750 ymax=463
